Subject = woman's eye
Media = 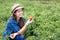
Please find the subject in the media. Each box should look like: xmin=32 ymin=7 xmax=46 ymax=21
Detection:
xmin=18 ymin=11 xmax=20 ymax=12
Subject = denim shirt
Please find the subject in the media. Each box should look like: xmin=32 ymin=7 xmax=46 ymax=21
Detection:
xmin=3 ymin=16 xmax=26 ymax=40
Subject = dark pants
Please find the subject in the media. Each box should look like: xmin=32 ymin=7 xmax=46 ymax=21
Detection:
xmin=9 ymin=35 xmax=24 ymax=40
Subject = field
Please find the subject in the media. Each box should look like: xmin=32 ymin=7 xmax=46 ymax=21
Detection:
xmin=0 ymin=0 xmax=60 ymax=40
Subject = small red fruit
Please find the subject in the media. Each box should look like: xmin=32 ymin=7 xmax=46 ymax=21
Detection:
xmin=11 ymin=34 xmax=14 ymax=37
xmin=29 ymin=17 xmax=33 ymax=21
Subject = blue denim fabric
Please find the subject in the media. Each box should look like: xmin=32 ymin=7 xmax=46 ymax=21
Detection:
xmin=3 ymin=17 xmax=25 ymax=40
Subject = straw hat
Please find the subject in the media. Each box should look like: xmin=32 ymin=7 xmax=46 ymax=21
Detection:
xmin=12 ymin=4 xmax=24 ymax=13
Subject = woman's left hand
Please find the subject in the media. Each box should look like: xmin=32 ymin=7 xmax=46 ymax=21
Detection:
xmin=25 ymin=17 xmax=33 ymax=25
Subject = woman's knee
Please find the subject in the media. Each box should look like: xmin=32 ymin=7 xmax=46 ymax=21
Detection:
xmin=16 ymin=35 xmax=24 ymax=40
xmin=20 ymin=35 xmax=24 ymax=39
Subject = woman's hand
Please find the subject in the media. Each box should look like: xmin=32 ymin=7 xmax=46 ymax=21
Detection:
xmin=25 ymin=17 xmax=33 ymax=25
xmin=10 ymin=33 xmax=18 ymax=39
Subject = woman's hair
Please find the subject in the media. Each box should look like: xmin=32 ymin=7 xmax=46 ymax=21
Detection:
xmin=12 ymin=10 xmax=17 ymax=20
xmin=18 ymin=17 xmax=25 ymax=28
xmin=12 ymin=4 xmax=25 ymax=28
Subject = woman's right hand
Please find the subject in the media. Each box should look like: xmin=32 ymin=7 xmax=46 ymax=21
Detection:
xmin=10 ymin=33 xmax=18 ymax=39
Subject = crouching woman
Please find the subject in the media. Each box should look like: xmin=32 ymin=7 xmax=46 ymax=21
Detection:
xmin=3 ymin=4 xmax=33 ymax=40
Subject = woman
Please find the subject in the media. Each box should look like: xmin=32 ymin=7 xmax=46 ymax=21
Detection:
xmin=3 ymin=4 xmax=33 ymax=40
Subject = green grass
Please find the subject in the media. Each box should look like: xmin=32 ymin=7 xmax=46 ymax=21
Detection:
xmin=0 ymin=0 xmax=60 ymax=40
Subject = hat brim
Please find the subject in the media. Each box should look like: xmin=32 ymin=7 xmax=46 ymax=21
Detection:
xmin=12 ymin=7 xmax=24 ymax=13
xmin=14 ymin=7 xmax=24 ymax=11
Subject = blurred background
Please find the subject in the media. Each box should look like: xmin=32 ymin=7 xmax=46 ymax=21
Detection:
xmin=0 ymin=0 xmax=60 ymax=40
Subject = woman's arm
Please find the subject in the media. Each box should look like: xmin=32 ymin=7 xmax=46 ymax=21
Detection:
xmin=17 ymin=23 xmax=28 ymax=34
xmin=10 ymin=24 xmax=28 ymax=39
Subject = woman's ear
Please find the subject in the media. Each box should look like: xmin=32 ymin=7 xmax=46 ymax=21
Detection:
xmin=14 ymin=12 xmax=17 ymax=16
xmin=14 ymin=13 xmax=16 ymax=16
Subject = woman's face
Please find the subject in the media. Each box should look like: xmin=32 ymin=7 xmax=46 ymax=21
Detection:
xmin=15 ymin=8 xmax=23 ymax=18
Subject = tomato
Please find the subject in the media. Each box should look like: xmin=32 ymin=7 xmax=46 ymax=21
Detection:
xmin=29 ymin=17 xmax=33 ymax=21
xmin=11 ymin=34 xmax=14 ymax=37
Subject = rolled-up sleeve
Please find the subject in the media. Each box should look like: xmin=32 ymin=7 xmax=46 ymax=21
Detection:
xmin=5 ymin=23 xmax=14 ymax=36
